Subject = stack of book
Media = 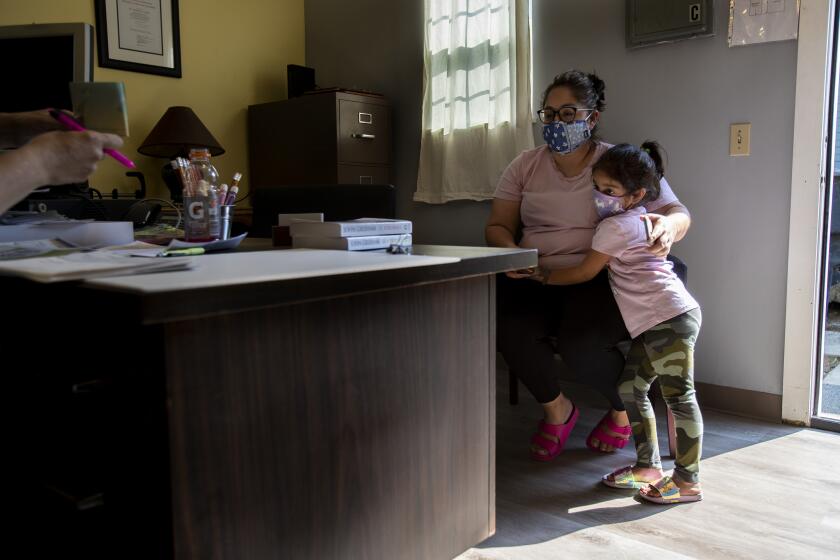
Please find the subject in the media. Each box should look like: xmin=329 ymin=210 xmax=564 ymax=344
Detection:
xmin=290 ymin=218 xmax=412 ymax=251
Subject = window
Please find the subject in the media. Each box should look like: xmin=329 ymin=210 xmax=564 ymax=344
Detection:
xmin=415 ymin=0 xmax=534 ymax=203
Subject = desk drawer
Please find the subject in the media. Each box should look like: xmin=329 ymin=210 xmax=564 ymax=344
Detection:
xmin=338 ymin=100 xmax=390 ymax=164
xmin=337 ymin=164 xmax=390 ymax=185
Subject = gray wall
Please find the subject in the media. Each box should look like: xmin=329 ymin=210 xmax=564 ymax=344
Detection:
xmin=306 ymin=0 xmax=797 ymax=395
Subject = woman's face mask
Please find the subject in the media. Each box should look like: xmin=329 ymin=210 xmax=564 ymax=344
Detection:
xmin=592 ymin=189 xmax=628 ymax=220
xmin=542 ymin=119 xmax=592 ymax=155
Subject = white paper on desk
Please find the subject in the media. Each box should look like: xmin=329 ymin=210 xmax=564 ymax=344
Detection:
xmin=0 ymin=221 xmax=134 ymax=246
xmin=0 ymin=252 xmax=196 ymax=282
xmin=168 ymin=232 xmax=248 ymax=252
xmin=102 ymin=241 xmax=170 ymax=258
xmin=0 ymin=211 xmax=85 ymax=225
xmin=0 ymin=239 xmax=72 ymax=260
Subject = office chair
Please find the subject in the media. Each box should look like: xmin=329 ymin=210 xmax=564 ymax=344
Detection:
xmin=251 ymin=184 xmax=397 ymax=238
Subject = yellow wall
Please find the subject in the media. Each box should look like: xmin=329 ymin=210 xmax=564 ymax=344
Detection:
xmin=0 ymin=0 xmax=305 ymax=203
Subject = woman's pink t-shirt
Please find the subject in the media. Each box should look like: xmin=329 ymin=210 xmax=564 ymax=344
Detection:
xmin=494 ymin=143 xmax=678 ymax=268
xmin=591 ymin=207 xmax=699 ymax=338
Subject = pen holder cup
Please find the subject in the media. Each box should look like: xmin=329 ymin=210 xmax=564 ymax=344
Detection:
xmin=220 ymin=205 xmax=235 ymax=240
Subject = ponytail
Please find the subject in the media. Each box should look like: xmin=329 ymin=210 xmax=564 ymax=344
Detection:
xmin=587 ymin=72 xmax=606 ymax=112
xmin=640 ymin=140 xmax=665 ymax=179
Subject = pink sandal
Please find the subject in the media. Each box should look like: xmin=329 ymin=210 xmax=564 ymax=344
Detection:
xmin=586 ymin=412 xmax=631 ymax=452
xmin=530 ymin=405 xmax=579 ymax=462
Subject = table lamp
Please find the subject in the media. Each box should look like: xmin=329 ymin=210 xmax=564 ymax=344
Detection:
xmin=138 ymin=106 xmax=224 ymax=202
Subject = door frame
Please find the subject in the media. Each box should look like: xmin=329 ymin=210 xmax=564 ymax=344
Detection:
xmin=783 ymin=0 xmax=836 ymax=426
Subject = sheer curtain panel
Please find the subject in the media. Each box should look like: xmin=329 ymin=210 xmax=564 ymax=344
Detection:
xmin=415 ymin=0 xmax=534 ymax=203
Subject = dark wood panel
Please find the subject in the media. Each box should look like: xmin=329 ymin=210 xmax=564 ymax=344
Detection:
xmin=6 ymin=303 xmax=174 ymax=559
xmin=165 ymin=277 xmax=495 ymax=559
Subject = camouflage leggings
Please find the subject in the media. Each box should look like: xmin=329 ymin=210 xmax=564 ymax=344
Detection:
xmin=618 ymin=308 xmax=703 ymax=483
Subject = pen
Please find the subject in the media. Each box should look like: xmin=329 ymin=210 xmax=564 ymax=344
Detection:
xmin=224 ymin=185 xmax=239 ymax=206
xmin=225 ymin=172 xmax=242 ymax=205
xmin=161 ymin=247 xmax=205 ymax=257
xmin=48 ymin=109 xmax=136 ymax=169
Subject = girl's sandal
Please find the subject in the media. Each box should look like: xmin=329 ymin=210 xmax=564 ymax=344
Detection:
xmin=601 ymin=465 xmax=659 ymax=489
xmin=586 ymin=412 xmax=632 ymax=452
xmin=639 ymin=476 xmax=703 ymax=504
xmin=530 ymin=406 xmax=579 ymax=462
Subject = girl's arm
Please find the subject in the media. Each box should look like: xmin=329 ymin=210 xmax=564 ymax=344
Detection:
xmin=539 ymin=249 xmax=611 ymax=286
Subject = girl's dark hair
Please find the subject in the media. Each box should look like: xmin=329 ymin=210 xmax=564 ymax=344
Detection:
xmin=541 ymin=70 xmax=606 ymax=112
xmin=592 ymin=141 xmax=665 ymax=203
xmin=541 ymin=70 xmax=606 ymax=137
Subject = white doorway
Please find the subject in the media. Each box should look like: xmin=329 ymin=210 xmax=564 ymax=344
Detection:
xmin=783 ymin=0 xmax=840 ymax=431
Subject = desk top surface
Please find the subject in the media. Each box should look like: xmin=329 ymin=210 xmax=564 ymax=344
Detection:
xmin=19 ymin=244 xmax=536 ymax=325
xmin=86 ymin=249 xmax=462 ymax=294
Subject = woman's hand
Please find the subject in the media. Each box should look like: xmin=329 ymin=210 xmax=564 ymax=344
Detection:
xmin=506 ymin=267 xmax=538 ymax=280
xmin=645 ymin=214 xmax=676 ymax=257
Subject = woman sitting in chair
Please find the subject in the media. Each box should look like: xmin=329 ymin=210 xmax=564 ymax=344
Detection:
xmin=485 ymin=70 xmax=692 ymax=460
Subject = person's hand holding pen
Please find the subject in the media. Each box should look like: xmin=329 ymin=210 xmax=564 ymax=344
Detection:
xmin=17 ymin=129 xmax=124 ymax=186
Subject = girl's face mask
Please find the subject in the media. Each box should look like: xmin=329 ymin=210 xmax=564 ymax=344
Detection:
xmin=592 ymin=188 xmax=628 ymax=220
xmin=542 ymin=118 xmax=592 ymax=155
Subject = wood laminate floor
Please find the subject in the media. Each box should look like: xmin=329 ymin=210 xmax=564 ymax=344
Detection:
xmin=456 ymin=365 xmax=840 ymax=560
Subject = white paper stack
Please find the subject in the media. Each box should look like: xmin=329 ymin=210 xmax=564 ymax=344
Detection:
xmin=0 ymin=221 xmax=134 ymax=246
xmin=0 ymin=252 xmax=195 ymax=283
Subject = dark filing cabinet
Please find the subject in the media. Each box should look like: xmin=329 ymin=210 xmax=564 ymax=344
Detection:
xmin=248 ymin=91 xmax=391 ymax=188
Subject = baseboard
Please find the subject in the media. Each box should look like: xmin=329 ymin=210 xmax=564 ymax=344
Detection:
xmin=696 ymin=382 xmax=782 ymax=422
xmin=498 ymin=353 xmax=784 ymax=422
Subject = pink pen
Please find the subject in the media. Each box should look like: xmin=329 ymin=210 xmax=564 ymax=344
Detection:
xmin=224 ymin=172 xmax=241 ymax=205
xmin=48 ymin=109 xmax=136 ymax=168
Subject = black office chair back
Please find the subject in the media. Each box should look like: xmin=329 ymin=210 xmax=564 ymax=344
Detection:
xmin=668 ymin=254 xmax=687 ymax=286
xmin=251 ymin=184 xmax=397 ymax=238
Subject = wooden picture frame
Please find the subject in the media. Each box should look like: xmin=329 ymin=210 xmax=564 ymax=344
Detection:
xmin=94 ymin=0 xmax=181 ymax=78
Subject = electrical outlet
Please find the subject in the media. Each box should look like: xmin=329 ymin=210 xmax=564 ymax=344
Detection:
xmin=730 ymin=123 xmax=751 ymax=156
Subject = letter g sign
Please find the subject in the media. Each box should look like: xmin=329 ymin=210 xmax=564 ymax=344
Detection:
xmin=188 ymin=201 xmax=205 ymax=219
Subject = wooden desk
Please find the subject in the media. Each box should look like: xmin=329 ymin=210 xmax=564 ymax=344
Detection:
xmin=7 ymin=245 xmax=535 ymax=559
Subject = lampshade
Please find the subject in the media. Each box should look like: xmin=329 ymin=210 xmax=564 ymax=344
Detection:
xmin=137 ymin=106 xmax=225 ymax=158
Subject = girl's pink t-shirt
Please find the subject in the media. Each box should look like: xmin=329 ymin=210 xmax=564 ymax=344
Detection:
xmin=494 ymin=143 xmax=678 ymax=268
xmin=591 ymin=207 xmax=699 ymax=338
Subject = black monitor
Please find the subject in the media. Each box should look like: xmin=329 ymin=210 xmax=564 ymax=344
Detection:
xmin=0 ymin=23 xmax=94 ymax=113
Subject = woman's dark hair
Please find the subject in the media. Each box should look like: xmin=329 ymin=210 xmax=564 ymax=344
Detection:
xmin=540 ymin=70 xmax=606 ymax=112
xmin=592 ymin=141 xmax=665 ymax=203
xmin=541 ymin=70 xmax=606 ymax=137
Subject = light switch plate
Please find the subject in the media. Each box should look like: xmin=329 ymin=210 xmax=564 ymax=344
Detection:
xmin=730 ymin=123 xmax=751 ymax=156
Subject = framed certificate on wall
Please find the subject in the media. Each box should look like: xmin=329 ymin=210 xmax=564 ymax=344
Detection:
xmin=94 ymin=0 xmax=181 ymax=78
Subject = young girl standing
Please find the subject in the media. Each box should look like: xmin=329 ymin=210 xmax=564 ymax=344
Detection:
xmin=536 ymin=142 xmax=703 ymax=504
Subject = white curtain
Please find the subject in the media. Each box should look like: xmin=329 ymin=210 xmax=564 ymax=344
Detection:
xmin=415 ymin=0 xmax=534 ymax=204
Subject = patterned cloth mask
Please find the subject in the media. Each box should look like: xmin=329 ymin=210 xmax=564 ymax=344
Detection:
xmin=542 ymin=120 xmax=592 ymax=155
xmin=593 ymin=189 xmax=627 ymax=220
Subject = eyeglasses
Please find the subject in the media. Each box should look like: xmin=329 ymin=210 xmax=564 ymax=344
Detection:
xmin=537 ymin=105 xmax=594 ymax=124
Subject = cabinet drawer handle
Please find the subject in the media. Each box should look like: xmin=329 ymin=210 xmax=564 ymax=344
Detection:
xmin=72 ymin=379 xmax=108 ymax=394
xmin=351 ymin=133 xmax=376 ymax=140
